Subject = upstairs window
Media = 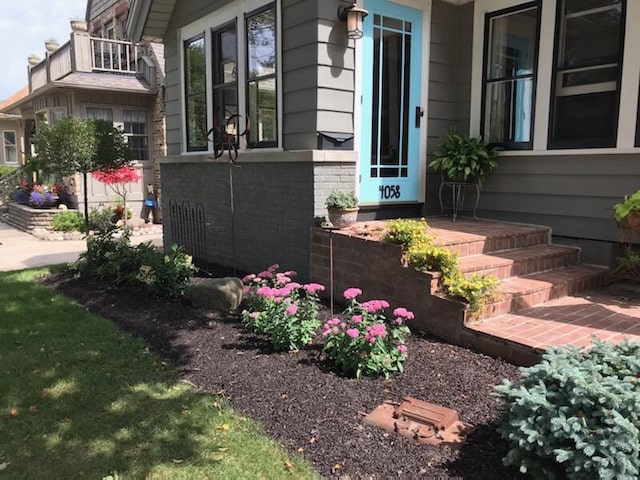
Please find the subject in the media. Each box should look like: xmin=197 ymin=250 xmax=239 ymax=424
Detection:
xmin=482 ymin=3 xmax=540 ymax=149
xmin=184 ymin=35 xmax=208 ymax=151
xmin=549 ymin=0 xmax=625 ymax=149
xmin=124 ymin=110 xmax=149 ymax=160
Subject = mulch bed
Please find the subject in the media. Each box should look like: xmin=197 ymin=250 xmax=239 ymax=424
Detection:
xmin=42 ymin=271 xmax=523 ymax=479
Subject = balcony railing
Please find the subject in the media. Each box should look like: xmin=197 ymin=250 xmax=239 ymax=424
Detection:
xmin=90 ymin=37 xmax=141 ymax=73
xmin=29 ymin=33 xmax=150 ymax=93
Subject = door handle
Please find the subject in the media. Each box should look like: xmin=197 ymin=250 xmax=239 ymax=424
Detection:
xmin=415 ymin=106 xmax=424 ymax=128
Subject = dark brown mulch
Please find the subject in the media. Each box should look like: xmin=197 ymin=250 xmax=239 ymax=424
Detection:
xmin=42 ymin=272 xmax=523 ymax=479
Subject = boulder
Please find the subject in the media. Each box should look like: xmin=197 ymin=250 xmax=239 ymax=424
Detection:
xmin=185 ymin=277 xmax=244 ymax=312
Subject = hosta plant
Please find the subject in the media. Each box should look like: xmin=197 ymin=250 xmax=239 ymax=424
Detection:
xmin=322 ymin=288 xmax=412 ymax=379
xmin=241 ymin=264 xmax=325 ymax=351
xmin=494 ymin=338 xmax=640 ymax=480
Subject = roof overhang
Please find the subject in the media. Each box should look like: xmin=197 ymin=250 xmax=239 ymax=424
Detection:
xmin=128 ymin=0 xmax=176 ymax=43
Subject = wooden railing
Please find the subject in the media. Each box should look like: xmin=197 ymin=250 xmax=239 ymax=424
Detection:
xmin=90 ymin=37 xmax=141 ymax=73
xmin=49 ymin=41 xmax=72 ymax=80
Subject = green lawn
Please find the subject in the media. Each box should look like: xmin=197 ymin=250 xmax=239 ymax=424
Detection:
xmin=0 ymin=268 xmax=318 ymax=479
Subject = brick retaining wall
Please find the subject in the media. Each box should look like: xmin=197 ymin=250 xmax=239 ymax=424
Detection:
xmin=5 ymin=203 xmax=60 ymax=231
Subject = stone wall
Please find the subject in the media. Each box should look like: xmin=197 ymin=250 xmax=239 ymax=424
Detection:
xmin=5 ymin=203 xmax=61 ymax=231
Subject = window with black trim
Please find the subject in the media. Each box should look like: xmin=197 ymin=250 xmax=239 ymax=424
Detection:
xmin=482 ymin=3 xmax=540 ymax=149
xmin=212 ymin=22 xmax=238 ymax=135
xmin=184 ymin=35 xmax=208 ymax=151
xmin=246 ymin=5 xmax=277 ymax=147
xmin=549 ymin=0 xmax=625 ymax=149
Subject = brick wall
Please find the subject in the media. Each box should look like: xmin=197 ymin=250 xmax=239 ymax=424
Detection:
xmin=160 ymin=155 xmax=356 ymax=279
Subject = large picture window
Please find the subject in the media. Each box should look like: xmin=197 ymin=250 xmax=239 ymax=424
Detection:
xmin=549 ymin=0 xmax=625 ymax=149
xmin=3 ymin=131 xmax=18 ymax=164
xmin=246 ymin=6 xmax=277 ymax=147
xmin=482 ymin=3 xmax=539 ymax=149
xmin=184 ymin=35 xmax=208 ymax=151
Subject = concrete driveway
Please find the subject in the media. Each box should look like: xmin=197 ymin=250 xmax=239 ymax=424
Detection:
xmin=0 ymin=222 xmax=163 ymax=272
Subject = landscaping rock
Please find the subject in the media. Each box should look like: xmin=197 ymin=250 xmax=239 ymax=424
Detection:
xmin=185 ymin=277 xmax=244 ymax=312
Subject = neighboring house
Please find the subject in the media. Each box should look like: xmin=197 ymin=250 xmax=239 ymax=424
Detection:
xmin=0 ymin=0 xmax=165 ymax=218
xmin=0 ymin=87 xmax=29 ymax=166
xmin=128 ymin=0 xmax=639 ymax=278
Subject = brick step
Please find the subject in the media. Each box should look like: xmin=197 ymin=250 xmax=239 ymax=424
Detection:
xmin=457 ymin=244 xmax=581 ymax=280
xmin=475 ymin=264 xmax=611 ymax=321
xmin=428 ymin=219 xmax=550 ymax=256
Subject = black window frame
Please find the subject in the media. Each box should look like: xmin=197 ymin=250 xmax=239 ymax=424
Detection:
xmin=184 ymin=33 xmax=208 ymax=152
xmin=211 ymin=20 xmax=239 ymax=139
xmin=245 ymin=3 xmax=278 ymax=149
xmin=636 ymin=83 xmax=640 ymax=147
xmin=480 ymin=1 xmax=541 ymax=151
xmin=548 ymin=0 xmax=626 ymax=150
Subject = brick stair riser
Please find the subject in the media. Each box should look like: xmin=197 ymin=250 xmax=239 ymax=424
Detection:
xmin=474 ymin=271 xmax=611 ymax=321
xmin=443 ymin=229 xmax=550 ymax=256
xmin=460 ymin=250 xmax=580 ymax=280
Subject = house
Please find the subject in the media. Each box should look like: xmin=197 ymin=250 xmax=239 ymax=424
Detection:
xmin=0 ymin=87 xmax=28 ymax=167
xmin=127 ymin=0 xmax=640 ymax=278
xmin=0 ymin=0 xmax=165 ymax=218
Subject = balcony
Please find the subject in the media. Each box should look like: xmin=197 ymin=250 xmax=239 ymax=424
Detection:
xmin=29 ymin=33 xmax=155 ymax=93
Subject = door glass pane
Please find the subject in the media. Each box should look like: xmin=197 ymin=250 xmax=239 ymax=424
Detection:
xmin=370 ymin=16 xmax=411 ymax=179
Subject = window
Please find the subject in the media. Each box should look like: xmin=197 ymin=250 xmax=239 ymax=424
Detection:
xmin=124 ymin=110 xmax=149 ymax=160
xmin=212 ymin=22 xmax=238 ymax=134
xmin=245 ymin=6 xmax=277 ymax=147
xmin=50 ymin=110 xmax=67 ymax=124
xmin=86 ymin=107 xmax=113 ymax=121
xmin=181 ymin=2 xmax=278 ymax=153
xmin=3 ymin=131 xmax=18 ymax=164
xmin=184 ymin=35 xmax=208 ymax=151
xmin=482 ymin=3 xmax=540 ymax=149
xmin=549 ymin=0 xmax=625 ymax=148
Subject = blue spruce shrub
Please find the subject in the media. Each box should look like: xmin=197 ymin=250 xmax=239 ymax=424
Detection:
xmin=494 ymin=338 xmax=640 ymax=479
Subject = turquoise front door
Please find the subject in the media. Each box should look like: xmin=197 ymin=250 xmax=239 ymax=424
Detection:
xmin=360 ymin=0 xmax=423 ymax=205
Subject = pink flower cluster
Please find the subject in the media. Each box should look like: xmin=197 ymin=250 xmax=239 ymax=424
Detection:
xmin=256 ymin=283 xmax=301 ymax=300
xmin=343 ymin=288 xmax=362 ymax=300
xmin=285 ymin=304 xmax=298 ymax=316
xmin=364 ymin=323 xmax=387 ymax=343
xmin=322 ymin=317 xmax=346 ymax=336
xmin=397 ymin=344 xmax=408 ymax=355
xmin=360 ymin=299 xmax=390 ymax=313
xmin=303 ymin=283 xmax=325 ymax=295
xmin=392 ymin=307 xmax=415 ymax=324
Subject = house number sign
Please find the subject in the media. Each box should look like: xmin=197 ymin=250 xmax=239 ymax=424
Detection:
xmin=379 ymin=184 xmax=401 ymax=200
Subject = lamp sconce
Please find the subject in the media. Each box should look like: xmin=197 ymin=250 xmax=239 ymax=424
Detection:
xmin=338 ymin=2 xmax=369 ymax=40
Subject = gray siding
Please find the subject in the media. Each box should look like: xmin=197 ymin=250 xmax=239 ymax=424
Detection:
xmin=478 ymin=154 xmax=640 ymax=245
xmin=425 ymin=0 xmax=473 ymax=212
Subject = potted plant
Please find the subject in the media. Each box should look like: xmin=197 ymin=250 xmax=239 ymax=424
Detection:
xmin=614 ymin=189 xmax=640 ymax=231
xmin=28 ymin=53 xmax=41 ymax=67
xmin=428 ymin=132 xmax=498 ymax=186
xmin=70 ymin=17 xmax=88 ymax=32
xmin=325 ymin=190 xmax=359 ymax=228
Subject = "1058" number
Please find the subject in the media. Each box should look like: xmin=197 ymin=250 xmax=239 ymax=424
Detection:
xmin=379 ymin=184 xmax=401 ymax=200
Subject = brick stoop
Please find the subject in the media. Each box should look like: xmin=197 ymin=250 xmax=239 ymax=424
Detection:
xmin=426 ymin=218 xmax=612 ymax=323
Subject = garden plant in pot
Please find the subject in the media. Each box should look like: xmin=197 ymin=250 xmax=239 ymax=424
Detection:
xmin=325 ymin=190 xmax=359 ymax=228
xmin=428 ymin=133 xmax=498 ymax=186
xmin=614 ymin=189 xmax=640 ymax=231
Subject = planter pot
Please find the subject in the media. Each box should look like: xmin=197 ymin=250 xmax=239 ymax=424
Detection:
xmin=70 ymin=20 xmax=88 ymax=32
xmin=28 ymin=55 xmax=41 ymax=66
xmin=618 ymin=212 xmax=640 ymax=231
xmin=45 ymin=41 xmax=60 ymax=53
xmin=328 ymin=207 xmax=359 ymax=229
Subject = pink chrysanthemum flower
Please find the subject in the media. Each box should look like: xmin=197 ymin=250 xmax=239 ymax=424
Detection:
xmin=343 ymin=288 xmax=362 ymax=300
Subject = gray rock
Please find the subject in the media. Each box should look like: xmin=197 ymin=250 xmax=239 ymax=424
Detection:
xmin=186 ymin=277 xmax=244 ymax=312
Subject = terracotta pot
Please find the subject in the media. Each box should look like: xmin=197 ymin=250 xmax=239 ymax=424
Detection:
xmin=621 ymin=212 xmax=640 ymax=231
xmin=328 ymin=207 xmax=359 ymax=229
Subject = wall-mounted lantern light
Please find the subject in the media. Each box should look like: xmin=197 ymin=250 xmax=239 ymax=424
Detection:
xmin=338 ymin=2 xmax=369 ymax=40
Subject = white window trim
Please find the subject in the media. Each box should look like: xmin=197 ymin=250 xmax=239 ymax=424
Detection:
xmin=2 ymin=130 xmax=19 ymax=164
xmin=470 ymin=0 xmax=640 ymax=153
xmin=178 ymin=0 xmax=282 ymax=155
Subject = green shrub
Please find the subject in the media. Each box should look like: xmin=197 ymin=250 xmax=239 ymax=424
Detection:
xmin=138 ymin=244 xmax=197 ymax=298
xmin=383 ymin=218 xmax=499 ymax=314
xmin=88 ymin=206 xmax=116 ymax=233
xmin=0 ymin=165 xmax=18 ymax=176
xmin=494 ymin=339 xmax=640 ymax=479
xmin=52 ymin=210 xmax=84 ymax=232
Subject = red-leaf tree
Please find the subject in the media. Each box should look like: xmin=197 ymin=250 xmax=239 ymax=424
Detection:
xmin=91 ymin=166 xmax=141 ymax=225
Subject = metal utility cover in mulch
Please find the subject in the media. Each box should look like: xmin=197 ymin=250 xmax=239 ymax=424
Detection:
xmin=363 ymin=397 xmax=472 ymax=446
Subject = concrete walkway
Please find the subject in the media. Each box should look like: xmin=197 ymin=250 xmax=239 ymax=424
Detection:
xmin=0 ymin=221 xmax=163 ymax=272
